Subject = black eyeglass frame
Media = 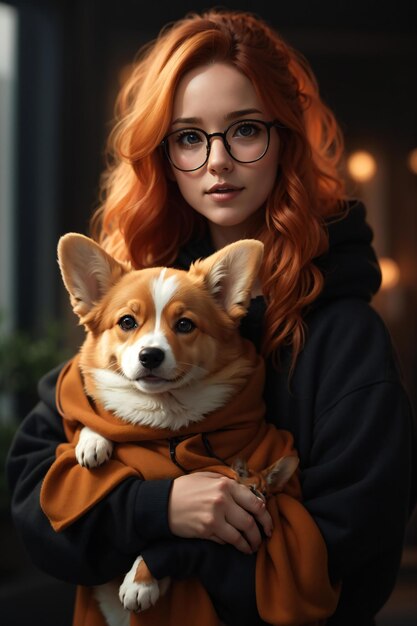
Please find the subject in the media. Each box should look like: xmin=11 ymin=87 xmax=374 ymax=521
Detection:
xmin=161 ymin=119 xmax=284 ymax=172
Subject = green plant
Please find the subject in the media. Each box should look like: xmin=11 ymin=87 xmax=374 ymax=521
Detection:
xmin=0 ymin=317 xmax=73 ymax=512
xmin=0 ymin=318 xmax=72 ymax=410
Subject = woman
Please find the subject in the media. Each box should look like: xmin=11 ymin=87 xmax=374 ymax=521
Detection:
xmin=7 ymin=9 xmax=416 ymax=626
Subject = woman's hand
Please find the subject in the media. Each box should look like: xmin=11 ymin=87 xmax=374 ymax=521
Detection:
xmin=168 ymin=472 xmax=273 ymax=554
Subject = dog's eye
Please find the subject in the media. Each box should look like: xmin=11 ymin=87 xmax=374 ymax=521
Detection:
xmin=118 ymin=315 xmax=138 ymax=331
xmin=175 ymin=317 xmax=195 ymax=334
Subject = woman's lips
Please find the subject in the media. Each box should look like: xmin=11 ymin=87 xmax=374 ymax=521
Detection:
xmin=206 ymin=188 xmax=243 ymax=202
xmin=209 ymin=191 xmax=241 ymax=202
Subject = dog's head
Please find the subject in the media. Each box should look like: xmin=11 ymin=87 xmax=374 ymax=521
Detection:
xmin=57 ymin=234 xmax=263 ymax=424
xmin=233 ymin=456 xmax=300 ymax=500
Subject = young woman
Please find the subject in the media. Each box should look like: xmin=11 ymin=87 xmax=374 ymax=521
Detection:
xmin=7 ymin=9 xmax=416 ymax=626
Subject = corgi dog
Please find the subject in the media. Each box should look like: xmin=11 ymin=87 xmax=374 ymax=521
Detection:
xmin=57 ymin=234 xmax=299 ymax=626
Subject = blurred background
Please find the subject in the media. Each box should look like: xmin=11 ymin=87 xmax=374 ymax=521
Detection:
xmin=0 ymin=0 xmax=416 ymax=624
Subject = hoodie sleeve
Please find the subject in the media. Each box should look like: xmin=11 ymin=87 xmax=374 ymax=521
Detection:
xmin=6 ymin=365 xmax=174 ymax=585
xmin=142 ymin=539 xmax=267 ymax=626
xmin=282 ymin=299 xmax=416 ymax=622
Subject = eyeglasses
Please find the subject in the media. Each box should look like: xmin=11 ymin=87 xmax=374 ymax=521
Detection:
xmin=161 ymin=119 xmax=282 ymax=172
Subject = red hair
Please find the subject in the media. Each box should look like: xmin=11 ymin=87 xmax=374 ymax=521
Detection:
xmin=91 ymin=9 xmax=347 ymax=369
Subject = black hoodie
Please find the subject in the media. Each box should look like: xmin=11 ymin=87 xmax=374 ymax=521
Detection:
xmin=6 ymin=201 xmax=416 ymax=626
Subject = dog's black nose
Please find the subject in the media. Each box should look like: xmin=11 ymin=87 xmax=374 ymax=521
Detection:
xmin=139 ymin=347 xmax=165 ymax=370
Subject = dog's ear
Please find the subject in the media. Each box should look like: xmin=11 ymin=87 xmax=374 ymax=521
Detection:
xmin=191 ymin=239 xmax=264 ymax=322
xmin=57 ymin=233 xmax=128 ymax=319
xmin=232 ymin=458 xmax=249 ymax=479
xmin=264 ymin=456 xmax=299 ymax=492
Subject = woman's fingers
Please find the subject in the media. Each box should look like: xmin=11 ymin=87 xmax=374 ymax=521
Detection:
xmin=168 ymin=472 xmax=274 ymax=553
xmin=215 ymin=519 xmax=253 ymax=554
xmin=208 ymin=535 xmax=226 ymax=545
xmin=222 ymin=483 xmax=274 ymax=551
xmin=231 ymin=482 xmax=273 ymax=537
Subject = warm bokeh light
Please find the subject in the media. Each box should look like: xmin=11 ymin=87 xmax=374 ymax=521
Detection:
xmin=347 ymin=151 xmax=377 ymax=182
xmin=407 ymin=148 xmax=417 ymax=175
xmin=379 ymin=257 xmax=401 ymax=290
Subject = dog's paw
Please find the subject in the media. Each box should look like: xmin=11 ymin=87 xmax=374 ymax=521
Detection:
xmin=119 ymin=578 xmax=159 ymax=613
xmin=75 ymin=426 xmax=113 ymax=468
xmin=119 ymin=557 xmax=160 ymax=613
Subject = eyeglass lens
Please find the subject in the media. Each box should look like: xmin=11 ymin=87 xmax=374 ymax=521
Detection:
xmin=166 ymin=120 xmax=270 ymax=171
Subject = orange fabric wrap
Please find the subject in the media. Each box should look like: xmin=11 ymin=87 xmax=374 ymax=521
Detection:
xmin=40 ymin=341 xmax=339 ymax=625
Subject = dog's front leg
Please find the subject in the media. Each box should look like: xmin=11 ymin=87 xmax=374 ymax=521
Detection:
xmin=75 ymin=426 xmax=113 ymax=468
xmin=119 ymin=555 xmax=170 ymax=612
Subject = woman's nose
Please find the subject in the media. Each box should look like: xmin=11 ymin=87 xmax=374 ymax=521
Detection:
xmin=207 ymin=137 xmax=234 ymax=173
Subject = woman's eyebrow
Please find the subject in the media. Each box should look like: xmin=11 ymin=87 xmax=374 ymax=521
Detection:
xmin=171 ymin=116 xmax=202 ymax=126
xmin=171 ymin=108 xmax=263 ymax=126
xmin=225 ymin=108 xmax=263 ymax=121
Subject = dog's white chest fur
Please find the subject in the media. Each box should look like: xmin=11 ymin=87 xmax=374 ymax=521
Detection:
xmin=91 ymin=368 xmax=236 ymax=430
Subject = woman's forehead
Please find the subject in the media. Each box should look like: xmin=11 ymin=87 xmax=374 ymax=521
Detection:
xmin=171 ymin=63 xmax=268 ymax=127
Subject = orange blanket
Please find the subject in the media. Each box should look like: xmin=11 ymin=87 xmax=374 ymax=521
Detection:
xmin=40 ymin=341 xmax=339 ymax=625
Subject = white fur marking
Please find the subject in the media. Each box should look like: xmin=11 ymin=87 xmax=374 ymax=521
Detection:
xmin=120 ymin=269 xmax=178 ymax=383
xmin=151 ymin=269 xmax=178 ymax=332
xmin=94 ymin=582 xmax=129 ymax=626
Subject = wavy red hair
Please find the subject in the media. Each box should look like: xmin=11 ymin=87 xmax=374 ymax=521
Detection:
xmin=91 ymin=9 xmax=347 ymax=369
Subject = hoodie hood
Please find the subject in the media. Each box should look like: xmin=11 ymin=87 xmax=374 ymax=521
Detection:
xmin=316 ymin=200 xmax=381 ymax=303
xmin=175 ymin=200 xmax=381 ymax=306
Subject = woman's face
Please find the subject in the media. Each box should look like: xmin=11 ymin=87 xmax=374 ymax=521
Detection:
xmin=167 ymin=63 xmax=280 ymax=248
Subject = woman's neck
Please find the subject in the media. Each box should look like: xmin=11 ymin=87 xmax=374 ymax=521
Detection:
xmin=209 ymin=225 xmax=243 ymax=250
xmin=208 ymin=211 xmax=264 ymax=251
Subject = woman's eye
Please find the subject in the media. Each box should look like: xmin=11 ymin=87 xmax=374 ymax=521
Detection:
xmin=175 ymin=317 xmax=196 ymax=334
xmin=234 ymin=123 xmax=259 ymax=138
xmin=118 ymin=315 xmax=138 ymax=331
xmin=176 ymin=130 xmax=204 ymax=148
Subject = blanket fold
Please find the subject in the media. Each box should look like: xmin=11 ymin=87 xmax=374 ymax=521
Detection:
xmin=40 ymin=341 xmax=340 ymax=625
